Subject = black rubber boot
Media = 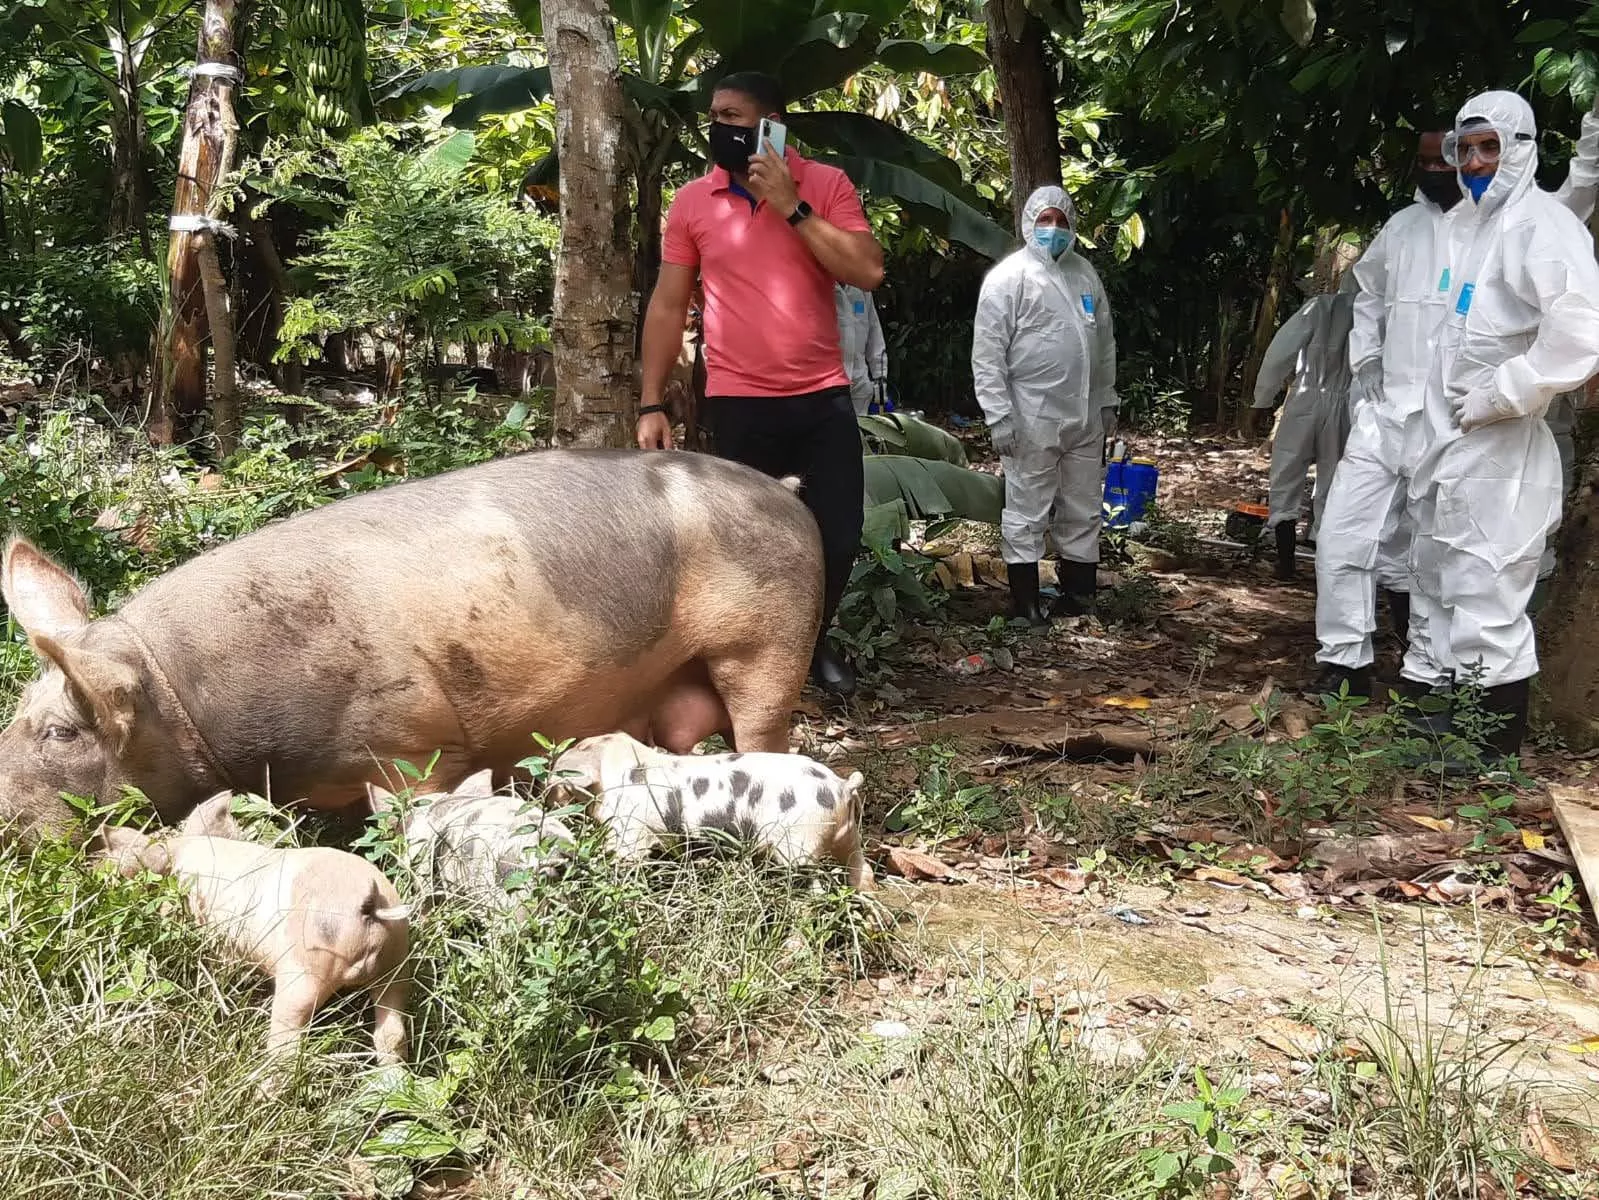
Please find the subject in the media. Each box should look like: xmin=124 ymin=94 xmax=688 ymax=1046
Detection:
xmin=809 ymin=638 xmax=857 ymax=699
xmin=1007 ymin=561 xmax=1048 ymax=624
xmin=1307 ymin=663 xmax=1372 ymax=700
xmin=1384 ymin=589 xmax=1411 ymax=652
xmin=1393 ymin=675 xmax=1450 ymax=737
xmin=1479 ymin=679 xmax=1532 ymax=764
xmin=1054 ymin=559 xmax=1099 ymax=616
xmin=1273 ymin=521 xmax=1297 ymax=580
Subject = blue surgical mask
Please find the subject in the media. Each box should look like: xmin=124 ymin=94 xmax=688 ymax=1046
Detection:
xmin=1033 ymin=225 xmax=1072 ymax=258
xmin=1464 ymin=173 xmax=1493 ymax=203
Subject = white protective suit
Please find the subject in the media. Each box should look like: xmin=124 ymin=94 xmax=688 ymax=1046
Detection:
xmin=836 ymin=283 xmax=888 ymax=416
xmin=972 ymin=186 xmax=1118 ymax=565
xmin=1252 ymin=273 xmax=1359 ymax=538
xmin=1314 ymin=104 xmax=1599 ymax=672
xmin=1407 ymin=91 xmax=1599 ymax=688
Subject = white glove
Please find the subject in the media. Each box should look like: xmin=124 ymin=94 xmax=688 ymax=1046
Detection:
xmin=1100 ymin=407 xmax=1119 ymax=438
xmin=1354 ymin=359 xmax=1384 ymax=406
xmin=1450 ymin=385 xmax=1511 ymax=432
xmin=990 ymin=418 xmax=1018 ymax=458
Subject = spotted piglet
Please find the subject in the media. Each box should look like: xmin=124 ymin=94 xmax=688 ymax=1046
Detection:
xmin=551 ymin=732 xmax=873 ymax=890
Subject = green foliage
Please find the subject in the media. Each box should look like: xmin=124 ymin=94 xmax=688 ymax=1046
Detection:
xmin=1148 ymin=1067 xmax=1247 ymax=1194
xmin=385 ymin=0 xmax=1016 ymax=257
xmin=832 ymin=538 xmax=947 ymax=668
xmin=885 ymin=741 xmax=1015 ymax=843
xmin=259 ymin=127 xmax=556 ymax=376
xmin=0 ymin=236 xmax=160 ymax=367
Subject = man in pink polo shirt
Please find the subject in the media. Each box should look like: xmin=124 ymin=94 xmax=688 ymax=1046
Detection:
xmin=637 ymin=71 xmax=886 ymax=698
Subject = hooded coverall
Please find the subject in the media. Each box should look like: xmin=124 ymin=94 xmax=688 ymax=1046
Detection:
xmin=1407 ymin=91 xmax=1599 ymax=703
xmin=972 ymin=186 xmax=1119 ymax=570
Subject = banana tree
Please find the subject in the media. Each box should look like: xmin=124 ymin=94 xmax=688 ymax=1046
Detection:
xmin=2 ymin=0 xmax=194 ymax=254
xmin=383 ymin=0 xmax=1013 ymax=300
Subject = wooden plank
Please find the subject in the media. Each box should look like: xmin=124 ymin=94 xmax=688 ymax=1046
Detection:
xmin=1550 ymin=784 xmax=1599 ymax=916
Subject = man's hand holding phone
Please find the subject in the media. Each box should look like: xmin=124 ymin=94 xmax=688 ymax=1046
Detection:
xmin=746 ymin=118 xmax=799 ymax=216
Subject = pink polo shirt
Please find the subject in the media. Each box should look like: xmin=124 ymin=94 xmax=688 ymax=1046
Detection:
xmin=662 ymin=148 xmax=871 ymax=397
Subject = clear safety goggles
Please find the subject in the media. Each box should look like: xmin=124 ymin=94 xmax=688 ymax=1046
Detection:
xmin=1442 ymin=126 xmax=1532 ymax=168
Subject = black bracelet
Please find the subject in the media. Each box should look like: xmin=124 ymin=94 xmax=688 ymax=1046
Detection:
xmin=638 ymin=404 xmax=668 ymax=417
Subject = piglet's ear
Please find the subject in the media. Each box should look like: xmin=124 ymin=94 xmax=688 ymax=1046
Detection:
xmin=453 ymin=768 xmax=494 ymax=797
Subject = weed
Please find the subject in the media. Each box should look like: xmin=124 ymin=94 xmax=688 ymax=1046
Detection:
xmin=1525 ymin=873 xmax=1594 ymax=961
xmin=1095 ymin=569 xmax=1164 ymax=627
xmin=1148 ymin=1066 xmax=1248 ymax=1194
xmin=831 ymin=539 xmax=948 ymax=672
xmin=1309 ymin=917 xmax=1592 ymax=1199
xmin=885 ymin=742 xmax=1015 ymax=843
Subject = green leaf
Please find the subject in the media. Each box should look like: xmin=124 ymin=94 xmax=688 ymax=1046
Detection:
xmin=1025 ymin=0 xmax=1085 ymax=36
xmin=1571 ymin=50 xmax=1599 ymax=106
xmin=1162 ymin=1099 xmax=1208 ymax=1124
xmin=361 ymin=1119 xmax=461 ymax=1162
xmin=1538 ymin=52 xmax=1575 ymax=98
xmin=1515 ymin=18 xmax=1571 ymax=44
xmin=874 ymin=39 xmax=987 ymax=76
xmin=423 ymin=130 xmax=476 ymax=174
xmin=0 ymin=100 xmax=43 ymax=176
xmin=809 ymin=151 xmax=1012 ymax=259
xmin=1280 ymin=0 xmax=1316 ymax=47
xmin=507 ymin=0 xmax=542 ymax=34
xmin=639 ymin=1014 xmax=677 ymax=1042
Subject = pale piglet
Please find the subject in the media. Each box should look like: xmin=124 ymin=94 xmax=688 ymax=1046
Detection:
xmin=97 ymin=794 xmax=410 ymax=1078
xmin=367 ymin=768 xmax=576 ymax=916
xmin=551 ymin=732 xmax=874 ymax=890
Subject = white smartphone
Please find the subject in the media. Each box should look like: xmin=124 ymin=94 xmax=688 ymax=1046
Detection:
xmin=757 ymin=116 xmax=787 ymax=159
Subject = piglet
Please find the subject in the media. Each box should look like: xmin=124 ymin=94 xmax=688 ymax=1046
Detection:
xmin=551 ymin=732 xmax=874 ymax=890
xmin=97 ymin=793 xmax=410 ymax=1077
xmin=367 ymin=768 xmax=576 ymax=916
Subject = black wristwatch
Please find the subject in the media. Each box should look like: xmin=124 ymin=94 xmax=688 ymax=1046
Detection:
xmin=786 ymin=200 xmax=813 ymax=227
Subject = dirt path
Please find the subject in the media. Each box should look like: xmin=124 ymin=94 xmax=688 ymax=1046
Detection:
xmin=802 ymin=432 xmax=1599 ymax=1121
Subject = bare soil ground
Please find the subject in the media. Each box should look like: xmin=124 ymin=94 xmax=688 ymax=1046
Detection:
xmin=774 ymin=431 xmax=1599 ymax=1169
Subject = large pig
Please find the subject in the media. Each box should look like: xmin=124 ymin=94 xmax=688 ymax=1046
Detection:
xmin=0 ymin=450 xmax=823 ymax=842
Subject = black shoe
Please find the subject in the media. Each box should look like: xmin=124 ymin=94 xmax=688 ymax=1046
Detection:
xmin=1384 ymin=589 xmax=1411 ymax=652
xmin=1478 ymin=679 xmax=1531 ymax=764
xmin=1273 ymin=521 xmax=1297 ymax=580
xmin=1007 ymin=561 xmax=1049 ymax=624
xmin=1054 ymin=559 xmax=1098 ymax=616
xmin=810 ymin=640 xmax=857 ymax=698
xmin=1392 ymin=675 xmax=1450 ymax=737
xmin=1308 ymin=663 xmax=1372 ymax=700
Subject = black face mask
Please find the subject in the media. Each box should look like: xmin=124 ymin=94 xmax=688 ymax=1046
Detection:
xmin=1416 ymin=170 xmax=1462 ymax=210
xmin=707 ymin=120 xmax=757 ymax=172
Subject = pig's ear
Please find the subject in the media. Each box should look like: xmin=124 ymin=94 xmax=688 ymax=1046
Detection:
xmin=2 ymin=537 xmax=91 ymax=640
xmin=183 ymin=792 xmax=239 ymax=838
xmin=31 ymin=634 xmax=141 ymax=754
xmin=454 ymin=768 xmax=494 ymax=796
xmin=93 ymin=825 xmax=164 ymax=877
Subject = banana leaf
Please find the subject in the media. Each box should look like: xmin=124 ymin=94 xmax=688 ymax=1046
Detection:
xmin=857 ymin=414 xmax=968 ymax=467
xmin=862 ymin=498 xmax=911 ymax=549
xmin=863 ymin=456 xmax=1003 ymax=527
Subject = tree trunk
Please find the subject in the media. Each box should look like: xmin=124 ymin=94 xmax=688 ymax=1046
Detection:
xmin=985 ymin=0 xmax=1061 ymax=233
xmin=151 ymin=0 xmax=242 ymax=447
xmin=1238 ymin=208 xmax=1295 ymax=434
xmin=1539 ymin=421 xmax=1599 ymax=748
xmin=543 ymin=0 xmax=637 ymax=448
xmin=105 ymin=24 xmax=153 ymax=257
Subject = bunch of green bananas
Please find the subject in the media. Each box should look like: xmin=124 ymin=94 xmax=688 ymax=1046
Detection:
xmin=282 ymin=0 xmax=362 ymax=130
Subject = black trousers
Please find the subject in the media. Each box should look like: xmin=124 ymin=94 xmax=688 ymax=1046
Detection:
xmin=704 ymin=387 xmax=864 ymax=632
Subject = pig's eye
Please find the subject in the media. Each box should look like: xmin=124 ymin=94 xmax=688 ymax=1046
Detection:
xmin=42 ymin=725 xmax=79 ymax=743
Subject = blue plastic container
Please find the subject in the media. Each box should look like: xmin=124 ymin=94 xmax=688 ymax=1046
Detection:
xmin=1103 ymin=456 xmax=1159 ymax=527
